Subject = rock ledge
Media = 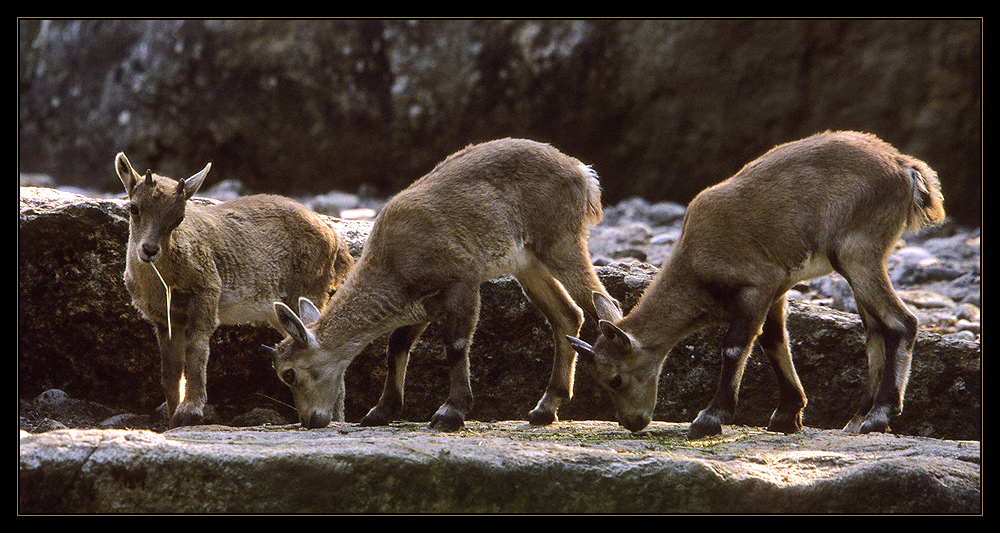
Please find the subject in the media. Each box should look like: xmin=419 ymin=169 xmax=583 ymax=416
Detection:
xmin=19 ymin=421 xmax=980 ymax=514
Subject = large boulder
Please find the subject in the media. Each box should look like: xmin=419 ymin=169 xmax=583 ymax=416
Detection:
xmin=18 ymin=19 xmax=981 ymax=225
xmin=18 ymin=188 xmax=981 ymax=441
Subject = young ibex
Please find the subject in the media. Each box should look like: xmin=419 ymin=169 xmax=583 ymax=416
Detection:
xmin=116 ymin=152 xmax=354 ymax=428
xmin=567 ymin=131 xmax=945 ymax=439
xmin=270 ymin=138 xmax=614 ymax=430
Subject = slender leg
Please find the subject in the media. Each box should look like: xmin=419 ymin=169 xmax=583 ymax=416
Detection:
xmin=540 ymin=238 xmax=610 ymax=324
xmin=361 ymin=323 xmax=428 ymax=426
xmin=689 ymin=287 xmax=770 ymax=439
xmin=429 ymin=281 xmax=481 ymax=431
xmin=758 ymin=296 xmax=807 ymax=434
xmin=854 ymin=288 xmax=915 ymax=434
xmin=843 ymin=306 xmax=881 ymax=433
xmin=836 ymin=250 xmax=917 ymax=434
xmin=161 ymin=293 xmax=218 ymax=428
xmin=334 ymin=370 xmax=346 ymax=423
xmin=173 ymin=328 xmax=212 ymax=428
xmin=514 ymin=253 xmax=586 ymax=426
xmin=155 ymin=322 xmax=185 ymax=425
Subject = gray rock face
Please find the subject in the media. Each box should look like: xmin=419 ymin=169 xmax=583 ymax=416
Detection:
xmin=18 ymin=422 xmax=980 ymax=513
xmin=18 ymin=19 xmax=981 ymax=226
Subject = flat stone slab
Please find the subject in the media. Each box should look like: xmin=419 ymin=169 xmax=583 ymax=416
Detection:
xmin=19 ymin=421 xmax=980 ymax=514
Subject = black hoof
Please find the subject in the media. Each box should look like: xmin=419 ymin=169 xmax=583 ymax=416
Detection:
xmin=767 ymin=410 xmax=803 ymax=434
xmin=688 ymin=411 xmax=724 ymax=440
xmin=170 ymin=410 xmax=204 ymax=429
xmin=430 ymin=405 xmax=465 ymax=432
xmin=528 ymin=408 xmax=556 ymax=426
xmin=359 ymin=405 xmax=394 ymax=427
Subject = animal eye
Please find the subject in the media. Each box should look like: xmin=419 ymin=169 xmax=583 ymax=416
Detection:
xmin=281 ymin=369 xmax=296 ymax=386
xmin=129 ymin=202 xmax=139 ymax=217
xmin=609 ymin=375 xmax=623 ymax=390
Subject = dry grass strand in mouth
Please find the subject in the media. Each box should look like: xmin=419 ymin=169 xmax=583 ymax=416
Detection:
xmin=149 ymin=261 xmax=172 ymax=340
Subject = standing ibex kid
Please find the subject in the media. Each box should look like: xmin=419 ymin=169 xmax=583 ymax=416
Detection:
xmin=567 ymin=131 xmax=945 ymax=439
xmin=269 ymin=138 xmax=615 ymax=430
xmin=116 ymin=153 xmax=354 ymax=428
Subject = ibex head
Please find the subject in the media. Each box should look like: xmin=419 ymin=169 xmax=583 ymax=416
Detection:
xmin=567 ymin=292 xmax=663 ymax=433
xmin=115 ymin=152 xmax=211 ymax=263
xmin=268 ymin=297 xmax=348 ymax=429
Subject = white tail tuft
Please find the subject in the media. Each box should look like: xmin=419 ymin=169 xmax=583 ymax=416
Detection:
xmin=905 ymin=165 xmax=946 ymax=232
xmin=578 ymin=163 xmax=603 ymax=225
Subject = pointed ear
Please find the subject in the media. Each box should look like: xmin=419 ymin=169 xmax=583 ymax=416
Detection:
xmin=177 ymin=162 xmax=211 ymax=200
xmin=274 ymin=301 xmax=316 ymax=347
xmin=565 ymin=335 xmax=597 ymax=365
xmin=298 ymin=297 xmax=322 ymax=325
xmin=599 ymin=319 xmax=635 ymax=351
xmin=593 ymin=292 xmax=623 ymax=322
xmin=115 ymin=152 xmax=140 ymax=196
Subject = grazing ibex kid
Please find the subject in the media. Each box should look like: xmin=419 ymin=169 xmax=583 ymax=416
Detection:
xmin=269 ymin=138 xmax=614 ymax=430
xmin=567 ymin=131 xmax=945 ymax=439
xmin=116 ymin=153 xmax=354 ymax=428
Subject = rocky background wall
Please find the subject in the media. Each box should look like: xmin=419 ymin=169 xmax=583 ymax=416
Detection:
xmin=19 ymin=19 xmax=981 ymax=226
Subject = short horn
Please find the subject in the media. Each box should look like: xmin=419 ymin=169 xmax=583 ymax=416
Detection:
xmin=565 ymin=335 xmax=597 ymax=365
